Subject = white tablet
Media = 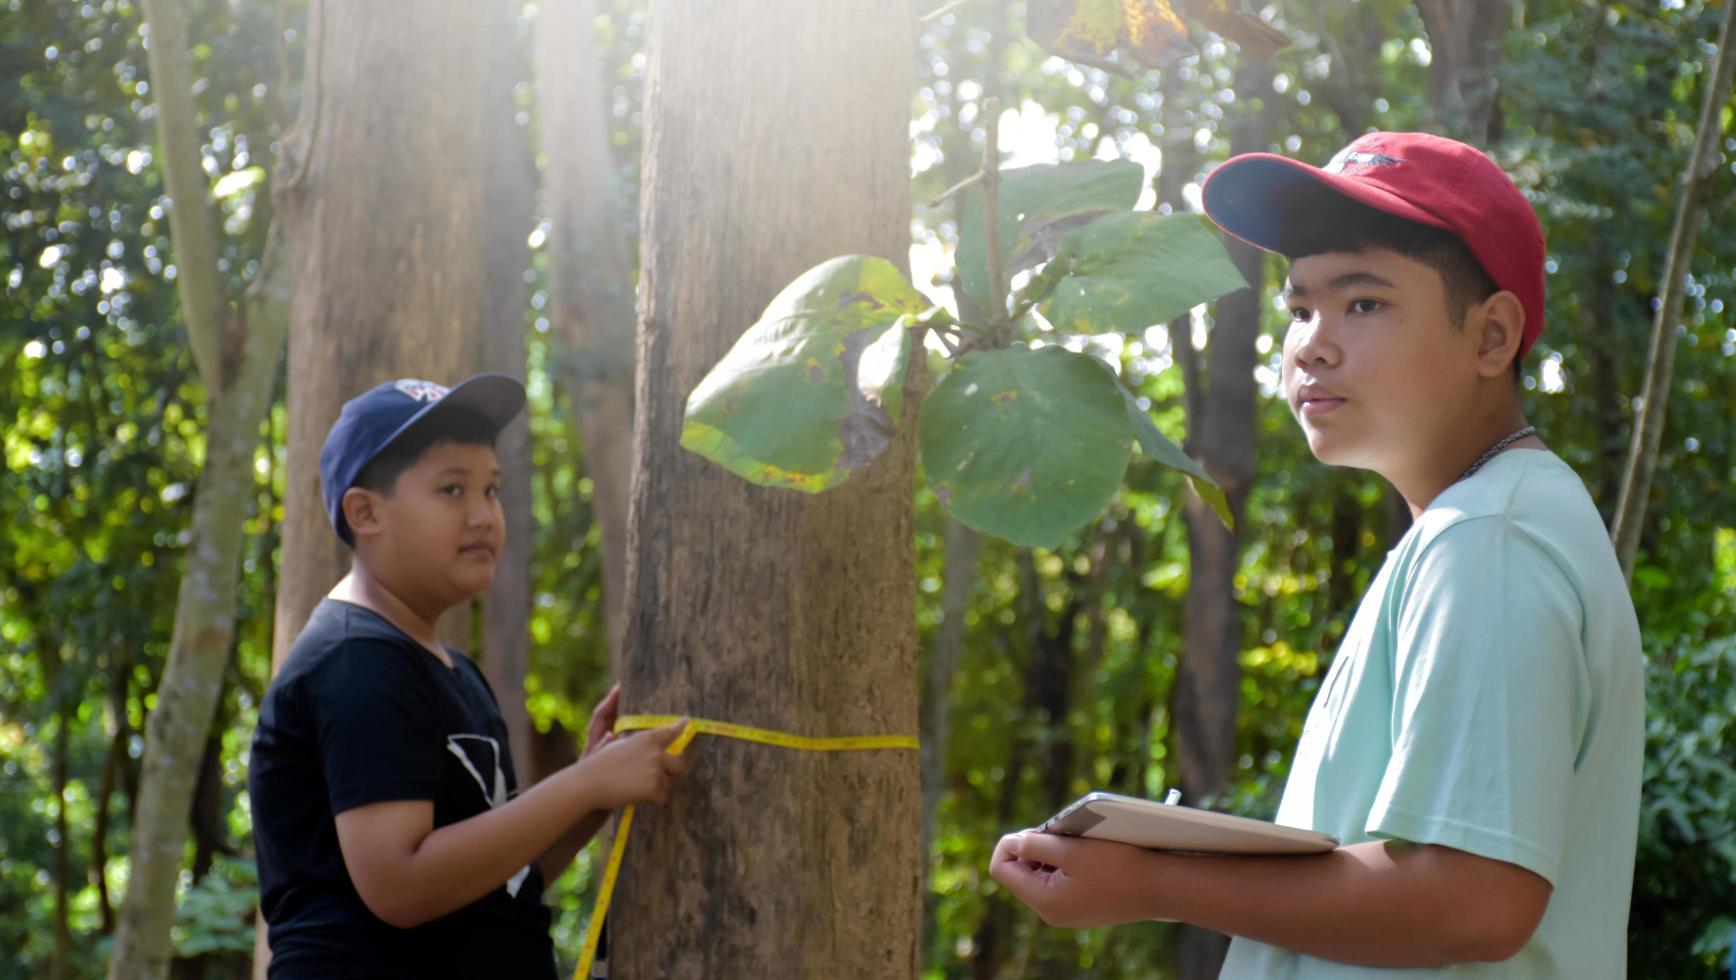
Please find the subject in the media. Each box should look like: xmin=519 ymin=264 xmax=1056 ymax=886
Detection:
xmin=1041 ymin=791 xmax=1338 ymax=855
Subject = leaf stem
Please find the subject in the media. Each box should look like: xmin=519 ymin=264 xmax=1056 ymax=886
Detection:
xmin=982 ymin=95 xmax=1007 ymax=344
xmin=927 ymin=169 xmax=985 ymax=208
xmin=918 ymin=0 xmax=973 ymax=24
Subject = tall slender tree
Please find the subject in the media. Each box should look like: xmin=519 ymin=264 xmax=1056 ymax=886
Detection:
xmin=608 ymin=1 xmax=923 ymax=975
xmin=108 ymin=0 xmax=292 ymax=974
xmin=1171 ymin=57 xmax=1274 ymax=980
xmin=1610 ymin=0 xmax=1736 ymax=578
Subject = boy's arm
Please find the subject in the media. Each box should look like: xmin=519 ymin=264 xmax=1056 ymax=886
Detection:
xmin=334 ymin=720 xmax=685 ymax=929
xmin=990 ymin=831 xmax=1550 ymax=968
xmin=533 ymin=686 xmax=624 ymax=881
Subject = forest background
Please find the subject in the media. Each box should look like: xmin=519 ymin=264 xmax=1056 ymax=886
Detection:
xmin=2 ymin=0 xmax=1733 ymax=978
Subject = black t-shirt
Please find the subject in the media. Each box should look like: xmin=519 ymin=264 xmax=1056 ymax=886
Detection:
xmin=249 ymin=598 xmax=555 ymax=979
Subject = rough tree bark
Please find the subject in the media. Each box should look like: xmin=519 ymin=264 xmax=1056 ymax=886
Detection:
xmin=1172 ymin=59 xmax=1273 ymax=980
xmin=608 ymin=2 xmax=921 ymax=976
xmin=257 ymin=0 xmax=504 ymax=973
xmin=1610 ymin=0 xmax=1736 ymax=579
xmin=107 ymin=0 xmax=292 ymax=975
xmin=270 ymin=0 xmax=497 ymax=671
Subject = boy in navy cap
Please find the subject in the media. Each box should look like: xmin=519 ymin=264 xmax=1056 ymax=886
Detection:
xmin=249 ymin=374 xmax=687 ymax=978
xmin=988 ymin=133 xmax=1643 ymax=977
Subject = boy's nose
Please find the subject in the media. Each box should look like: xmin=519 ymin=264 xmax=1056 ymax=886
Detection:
xmin=1290 ymin=315 xmax=1341 ymax=368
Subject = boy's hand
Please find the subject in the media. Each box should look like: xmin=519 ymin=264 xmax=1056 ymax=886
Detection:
xmin=989 ymin=830 xmax=1162 ymax=928
xmin=577 ymin=718 xmax=689 ymax=809
xmin=580 ymin=684 xmax=623 ymax=760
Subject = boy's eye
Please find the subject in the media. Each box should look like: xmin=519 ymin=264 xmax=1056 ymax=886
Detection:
xmin=1350 ymin=298 xmax=1384 ymax=314
xmin=1288 ymin=306 xmax=1312 ymax=322
xmin=440 ymin=484 xmax=463 ymax=497
xmin=485 ymin=485 xmax=500 ymax=500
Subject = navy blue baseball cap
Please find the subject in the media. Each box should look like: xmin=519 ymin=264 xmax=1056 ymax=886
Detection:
xmin=320 ymin=373 xmax=526 ymax=545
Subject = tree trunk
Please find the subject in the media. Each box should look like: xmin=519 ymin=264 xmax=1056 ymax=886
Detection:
xmin=1414 ymin=0 xmax=1509 ymax=144
xmin=53 ymin=699 xmax=71 ymax=980
xmin=270 ymin=0 xmax=498 ymax=673
xmin=109 ymin=1 xmax=293 ymax=975
xmin=479 ymin=0 xmax=538 ymax=783
xmin=920 ymin=520 xmax=980 ymax=878
xmin=535 ymin=0 xmax=638 ymax=663
xmin=609 ymin=2 xmax=920 ymax=976
xmin=258 ymin=2 xmax=505 ymax=974
xmin=1172 ymin=59 xmax=1272 ymax=980
xmin=1609 ymin=0 xmax=1736 ymax=579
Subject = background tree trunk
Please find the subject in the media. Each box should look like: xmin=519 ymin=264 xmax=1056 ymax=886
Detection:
xmin=479 ymin=1 xmax=538 ymax=784
xmin=1172 ymin=58 xmax=1272 ymax=980
xmin=1610 ymin=0 xmax=1736 ymax=578
xmin=270 ymin=0 xmax=498 ymax=674
xmin=1414 ymin=0 xmax=1509 ymax=144
xmin=259 ymin=0 xmax=505 ymax=973
xmin=609 ymin=2 xmax=921 ymax=976
xmin=107 ymin=0 xmax=292 ymax=975
xmin=535 ymin=0 xmax=638 ymax=664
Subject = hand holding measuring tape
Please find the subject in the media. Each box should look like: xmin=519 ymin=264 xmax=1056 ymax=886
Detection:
xmin=572 ymin=713 xmax=920 ymax=979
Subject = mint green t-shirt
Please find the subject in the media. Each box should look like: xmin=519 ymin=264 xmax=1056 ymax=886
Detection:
xmin=1220 ymin=449 xmax=1644 ymax=979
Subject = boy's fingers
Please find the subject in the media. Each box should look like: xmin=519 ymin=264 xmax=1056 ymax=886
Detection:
xmin=1009 ymin=831 xmax=1071 ymax=868
xmin=662 ymin=753 xmax=688 ymax=777
xmin=647 ymin=717 xmax=692 ymax=749
xmin=587 ymin=685 xmax=622 ymax=742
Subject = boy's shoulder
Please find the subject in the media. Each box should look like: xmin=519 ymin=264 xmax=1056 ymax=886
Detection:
xmin=1391 ymin=449 xmax=1632 ymax=621
xmin=271 ymin=599 xmax=432 ymax=701
xmin=1404 ymin=449 xmax=1600 ymax=558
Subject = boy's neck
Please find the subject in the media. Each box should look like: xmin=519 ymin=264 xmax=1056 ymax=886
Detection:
xmin=329 ymin=565 xmax=455 ymax=666
xmin=1388 ymin=405 xmax=1544 ymax=520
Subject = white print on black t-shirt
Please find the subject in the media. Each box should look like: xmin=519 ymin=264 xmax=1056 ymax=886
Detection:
xmin=445 ymin=733 xmax=532 ymax=898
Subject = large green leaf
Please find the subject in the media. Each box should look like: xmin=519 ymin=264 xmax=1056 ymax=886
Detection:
xmin=1040 ymin=211 xmax=1249 ymax=334
xmin=956 ymin=159 xmax=1144 ymax=316
xmin=681 ymin=254 xmax=924 ymax=492
xmin=919 ymin=345 xmax=1131 ymax=548
xmin=1118 ymin=384 xmax=1234 ymax=529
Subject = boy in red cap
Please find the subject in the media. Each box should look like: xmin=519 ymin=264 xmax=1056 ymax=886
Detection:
xmin=988 ymin=133 xmax=1644 ymax=977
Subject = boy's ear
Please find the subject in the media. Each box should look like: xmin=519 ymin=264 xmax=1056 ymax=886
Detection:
xmin=342 ymin=486 xmax=386 ymax=541
xmin=1473 ymin=290 xmax=1526 ymax=379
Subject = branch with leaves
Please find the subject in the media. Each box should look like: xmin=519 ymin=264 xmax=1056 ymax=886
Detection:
xmin=679 ymin=94 xmax=1243 ymax=548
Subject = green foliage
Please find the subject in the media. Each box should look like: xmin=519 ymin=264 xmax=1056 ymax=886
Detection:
xmin=680 ymin=161 xmax=1244 ymax=546
xmin=680 ymin=254 xmax=925 ymax=492
xmin=920 ymin=345 xmax=1132 ymax=547
xmin=1037 ymin=211 xmax=1248 ymax=334
xmin=1632 ymin=635 xmax=1736 ymax=977
xmin=955 ymin=158 xmax=1143 ymax=315
xmin=172 ymin=856 xmax=258 ymax=958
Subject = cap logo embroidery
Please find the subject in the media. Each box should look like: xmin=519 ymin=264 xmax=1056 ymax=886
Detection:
xmin=1324 ymin=148 xmax=1404 ymax=173
xmin=393 ymin=379 xmax=449 ymax=402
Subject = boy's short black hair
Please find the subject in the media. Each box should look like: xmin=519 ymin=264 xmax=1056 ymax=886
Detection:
xmin=351 ymin=406 xmax=500 ymax=499
xmin=1274 ymin=193 xmax=1519 ymax=378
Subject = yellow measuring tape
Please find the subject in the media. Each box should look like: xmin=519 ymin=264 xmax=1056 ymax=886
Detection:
xmin=573 ymin=714 xmax=919 ymax=979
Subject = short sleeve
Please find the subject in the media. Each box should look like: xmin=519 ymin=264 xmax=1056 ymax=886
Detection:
xmin=307 ymin=639 xmax=448 ymax=815
xmin=1366 ymin=517 xmax=1588 ymax=886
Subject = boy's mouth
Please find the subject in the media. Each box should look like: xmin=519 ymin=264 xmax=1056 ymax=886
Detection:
xmin=459 ymin=542 xmax=497 ymax=560
xmin=1295 ymin=382 xmax=1346 ymax=416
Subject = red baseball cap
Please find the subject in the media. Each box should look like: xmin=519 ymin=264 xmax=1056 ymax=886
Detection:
xmin=1201 ymin=131 xmax=1546 ymax=355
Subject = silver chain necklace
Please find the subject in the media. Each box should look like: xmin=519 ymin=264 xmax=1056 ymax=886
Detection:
xmin=1458 ymin=425 xmax=1537 ymax=482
